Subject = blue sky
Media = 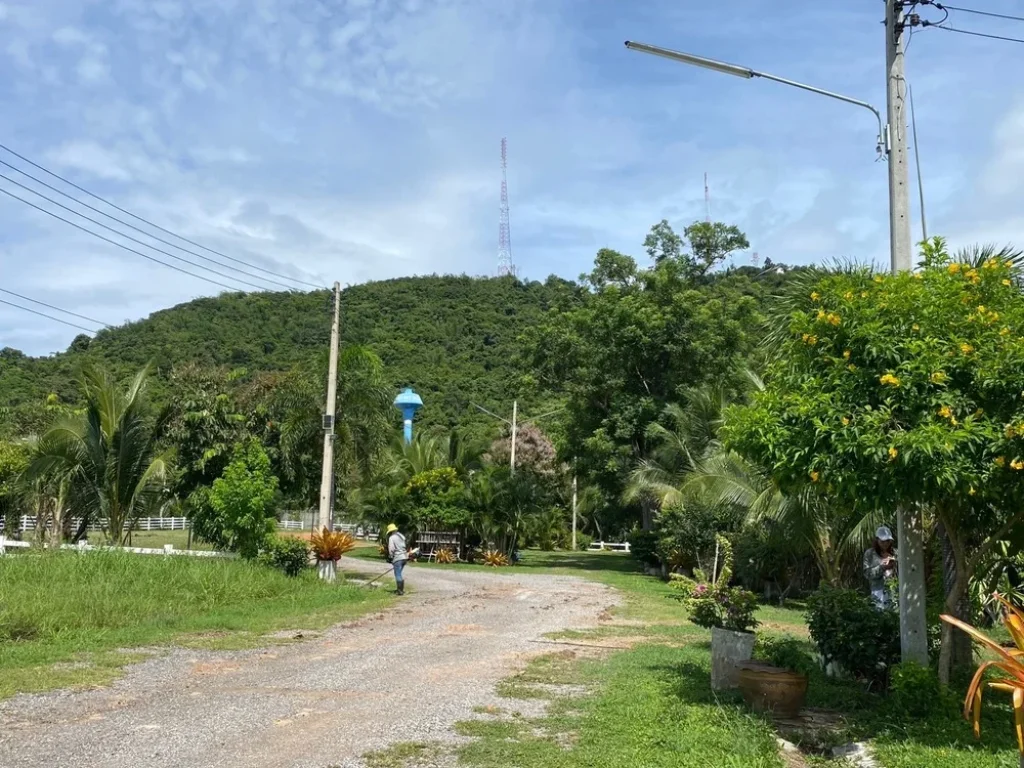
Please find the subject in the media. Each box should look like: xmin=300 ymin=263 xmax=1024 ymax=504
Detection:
xmin=1 ymin=0 xmax=1022 ymax=356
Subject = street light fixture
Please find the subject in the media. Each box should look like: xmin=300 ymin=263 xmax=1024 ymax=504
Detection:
xmin=624 ymin=41 xmax=888 ymax=157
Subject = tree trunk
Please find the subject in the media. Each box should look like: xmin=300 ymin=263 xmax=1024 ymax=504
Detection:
xmin=641 ymin=499 xmax=655 ymax=532
xmin=941 ymin=525 xmax=973 ymax=674
xmin=939 ymin=570 xmax=970 ymax=686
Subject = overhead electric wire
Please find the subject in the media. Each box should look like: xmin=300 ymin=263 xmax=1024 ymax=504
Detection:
xmin=0 ymin=288 xmax=110 ymax=328
xmin=0 ymin=186 xmax=245 ymax=293
xmin=0 ymin=142 xmax=326 ymax=290
xmin=927 ymin=23 xmax=1024 ymax=44
xmin=928 ymin=3 xmax=1024 ymax=23
xmin=0 ymin=297 xmax=100 ymax=334
xmin=0 ymin=172 xmax=269 ymax=291
xmin=0 ymin=158 xmax=298 ymax=292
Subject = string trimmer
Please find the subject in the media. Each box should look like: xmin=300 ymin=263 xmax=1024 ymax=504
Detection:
xmin=362 ymin=548 xmax=419 ymax=589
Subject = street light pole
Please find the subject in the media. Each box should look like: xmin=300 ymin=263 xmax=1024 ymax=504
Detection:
xmin=626 ymin=17 xmax=929 ymax=663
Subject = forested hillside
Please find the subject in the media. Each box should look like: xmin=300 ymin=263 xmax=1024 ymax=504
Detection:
xmin=0 ymin=274 xmax=576 ymax=438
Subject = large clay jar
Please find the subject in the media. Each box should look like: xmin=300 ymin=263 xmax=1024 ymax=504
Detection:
xmin=736 ymin=661 xmax=809 ymax=718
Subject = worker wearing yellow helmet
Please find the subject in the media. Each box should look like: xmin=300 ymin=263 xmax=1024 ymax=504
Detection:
xmin=385 ymin=523 xmax=408 ymax=596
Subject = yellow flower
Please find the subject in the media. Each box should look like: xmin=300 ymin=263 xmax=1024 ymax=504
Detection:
xmin=969 ymin=487 xmax=977 ymax=496
xmin=912 ymin=323 xmax=920 ymax=331
xmin=861 ymin=291 xmax=869 ymax=298
xmin=1006 ymin=424 xmax=1017 ymax=439
xmin=841 ymin=417 xmax=850 ymax=426
xmin=843 ymin=350 xmax=851 ymax=360
xmin=1012 ymin=459 xmax=1024 ymax=472
xmin=1003 ymin=279 xmax=1013 ymax=287
xmin=931 ymin=371 xmax=947 ymax=384
xmin=914 ymin=272 xmax=923 ymax=279
xmin=807 ymin=335 xmax=818 ymax=346
xmin=938 ymin=405 xmax=953 ymax=419
xmin=990 ymin=312 xmax=1000 ymax=322
xmin=961 ymin=343 xmax=974 ymax=355
xmin=1007 ymin=260 xmax=1015 ymax=268
xmin=968 ymin=270 xmax=981 ymax=285
xmin=811 ymin=291 xmax=821 ymax=301
xmin=810 ymin=470 xmax=820 ymax=483
xmin=879 ymin=373 xmax=901 ymax=387
xmin=984 ymin=258 xmax=999 ymax=270
xmin=1001 ymin=327 xmax=1011 ymax=336
xmin=977 ymin=305 xmax=987 ymax=314
xmin=995 ymin=456 xmax=1006 ymax=468
xmin=848 ymin=364 xmax=858 ymax=372
xmin=816 ymin=309 xmax=827 ymax=320
xmin=948 ymin=263 xmax=962 ymax=274
xmin=888 ymin=446 xmax=898 ymax=461
xmin=827 ymin=313 xmax=841 ymax=326
xmin=874 ymin=275 xmax=884 ymax=283
xmin=844 ymin=291 xmax=853 ymax=300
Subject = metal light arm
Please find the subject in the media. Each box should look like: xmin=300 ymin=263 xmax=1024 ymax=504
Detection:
xmin=624 ymin=41 xmax=888 ymax=156
xmin=471 ymin=402 xmax=511 ymax=425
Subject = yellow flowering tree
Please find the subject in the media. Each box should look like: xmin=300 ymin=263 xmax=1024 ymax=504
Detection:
xmin=725 ymin=238 xmax=1024 ymax=684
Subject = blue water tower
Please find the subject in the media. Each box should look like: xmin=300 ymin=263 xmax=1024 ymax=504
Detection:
xmin=394 ymin=387 xmax=423 ymax=444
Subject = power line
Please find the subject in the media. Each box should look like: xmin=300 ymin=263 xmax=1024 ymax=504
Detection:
xmin=0 ymin=172 xmax=269 ymax=291
xmin=0 ymin=158 xmax=297 ymax=292
xmin=0 ymin=297 xmax=100 ymax=334
xmin=928 ymin=2 xmax=1024 ymax=24
xmin=0 ymin=142 xmax=326 ymax=290
xmin=0 ymin=288 xmax=110 ymax=327
xmin=0 ymin=186 xmax=245 ymax=293
xmin=926 ymin=22 xmax=1024 ymax=44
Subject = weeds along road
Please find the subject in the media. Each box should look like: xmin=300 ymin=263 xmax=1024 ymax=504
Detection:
xmin=0 ymin=557 xmax=616 ymax=768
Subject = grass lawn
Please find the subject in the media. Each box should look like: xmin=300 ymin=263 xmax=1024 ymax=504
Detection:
xmin=387 ymin=548 xmax=1020 ymax=768
xmin=0 ymin=551 xmax=391 ymax=700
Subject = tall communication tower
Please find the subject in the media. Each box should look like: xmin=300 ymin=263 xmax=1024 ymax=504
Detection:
xmin=704 ymin=172 xmax=711 ymax=223
xmin=497 ymin=138 xmax=515 ymax=277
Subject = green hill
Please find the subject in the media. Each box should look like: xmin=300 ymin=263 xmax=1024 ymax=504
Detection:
xmin=0 ymin=274 xmax=575 ymax=437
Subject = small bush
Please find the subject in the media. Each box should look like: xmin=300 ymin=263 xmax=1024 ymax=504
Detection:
xmin=435 ymin=547 xmax=456 ymax=564
xmin=627 ymin=528 xmax=659 ymax=567
xmin=257 ymin=536 xmax=310 ymax=577
xmin=688 ymin=584 xmax=759 ymax=633
xmin=807 ymin=587 xmax=899 ymax=685
xmin=754 ymin=635 xmax=816 ymax=676
xmin=481 ymin=550 xmax=510 ymax=567
xmin=310 ymin=528 xmax=357 ymax=561
xmin=889 ymin=661 xmax=946 ymax=717
xmin=574 ymin=532 xmax=594 ymax=552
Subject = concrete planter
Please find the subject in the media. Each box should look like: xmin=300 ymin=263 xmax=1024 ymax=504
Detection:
xmin=317 ymin=558 xmax=337 ymax=582
xmin=710 ymin=626 xmax=756 ymax=690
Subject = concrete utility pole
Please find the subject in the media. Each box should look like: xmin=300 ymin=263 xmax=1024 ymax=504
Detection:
xmin=571 ymin=474 xmax=578 ymax=552
xmin=317 ymin=281 xmax=341 ymax=535
xmin=510 ymin=400 xmax=518 ymax=475
xmin=886 ymin=0 xmax=928 ymax=664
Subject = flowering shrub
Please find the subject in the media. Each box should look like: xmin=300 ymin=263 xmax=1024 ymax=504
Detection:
xmin=688 ymin=583 xmax=759 ymax=633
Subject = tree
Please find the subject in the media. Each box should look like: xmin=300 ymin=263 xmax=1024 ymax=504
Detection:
xmin=27 ymin=364 xmax=170 ymax=544
xmin=0 ymin=440 xmax=28 ymax=532
xmin=194 ymin=441 xmax=279 ymax=558
xmin=486 ymin=422 xmax=558 ymax=476
xmin=724 ymin=238 xmax=1024 ymax=683
xmin=684 ymin=221 xmax=750 ymax=277
xmin=524 ymin=228 xmax=760 ymax=527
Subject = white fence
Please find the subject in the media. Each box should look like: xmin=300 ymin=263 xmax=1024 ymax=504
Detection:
xmin=0 ymin=535 xmax=234 ymax=558
xmin=6 ymin=516 xmax=378 ymax=538
xmin=588 ymin=540 xmax=631 ymax=553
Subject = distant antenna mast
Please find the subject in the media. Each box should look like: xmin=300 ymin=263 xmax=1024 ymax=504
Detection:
xmin=498 ymin=138 xmax=515 ymax=277
xmin=751 ymin=251 xmax=760 ymax=268
xmin=704 ymin=172 xmax=711 ymax=223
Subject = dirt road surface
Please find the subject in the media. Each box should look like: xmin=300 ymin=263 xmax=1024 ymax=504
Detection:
xmin=0 ymin=558 xmax=615 ymax=768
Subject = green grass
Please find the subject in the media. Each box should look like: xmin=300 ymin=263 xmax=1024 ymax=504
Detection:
xmin=0 ymin=551 xmax=391 ymax=699
xmin=416 ymin=548 xmax=1020 ymax=768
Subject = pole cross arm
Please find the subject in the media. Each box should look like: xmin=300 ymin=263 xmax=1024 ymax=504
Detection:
xmin=624 ymin=41 xmax=888 ymax=156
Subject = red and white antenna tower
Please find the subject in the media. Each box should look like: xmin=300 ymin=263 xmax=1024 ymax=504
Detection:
xmin=497 ymin=138 xmax=515 ymax=277
xmin=704 ymin=172 xmax=711 ymax=223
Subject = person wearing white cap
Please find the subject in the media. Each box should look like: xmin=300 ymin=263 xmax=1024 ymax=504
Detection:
xmin=864 ymin=526 xmax=897 ymax=609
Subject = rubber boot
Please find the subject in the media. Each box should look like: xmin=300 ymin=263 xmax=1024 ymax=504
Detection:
xmin=396 ymin=580 xmax=405 ymax=596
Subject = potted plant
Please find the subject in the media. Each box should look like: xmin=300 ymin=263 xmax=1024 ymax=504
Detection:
xmin=310 ymin=528 xmax=356 ymax=582
xmin=688 ymin=583 xmax=760 ymax=690
xmin=737 ymin=636 xmax=814 ymax=718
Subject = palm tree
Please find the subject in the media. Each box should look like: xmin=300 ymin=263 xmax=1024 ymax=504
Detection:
xmin=27 ymin=364 xmax=170 ymax=545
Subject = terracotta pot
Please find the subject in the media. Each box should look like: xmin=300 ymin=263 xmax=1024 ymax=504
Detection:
xmin=710 ymin=627 xmax=756 ymax=690
xmin=736 ymin=661 xmax=808 ymax=718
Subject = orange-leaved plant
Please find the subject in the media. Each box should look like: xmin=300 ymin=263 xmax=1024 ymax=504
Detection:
xmin=941 ymin=595 xmax=1024 ymax=759
xmin=310 ymin=528 xmax=357 ymax=561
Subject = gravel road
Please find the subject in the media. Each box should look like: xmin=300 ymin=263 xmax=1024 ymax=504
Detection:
xmin=0 ymin=558 xmax=616 ymax=768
